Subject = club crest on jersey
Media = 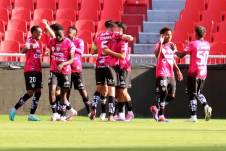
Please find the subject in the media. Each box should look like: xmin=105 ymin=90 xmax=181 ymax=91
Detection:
xmin=56 ymin=46 xmax=61 ymax=52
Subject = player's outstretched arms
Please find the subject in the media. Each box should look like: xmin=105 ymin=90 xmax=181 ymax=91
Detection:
xmin=122 ymin=34 xmax=134 ymax=42
xmin=174 ymin=61 xmax=183 ymax=81
xmin=155 ymin=34 xmax=165 ymax=58
xmin=103 ymin=48 xmax=125 ymax=59
xmin=42 ymin=19 xmax=56 ymax=38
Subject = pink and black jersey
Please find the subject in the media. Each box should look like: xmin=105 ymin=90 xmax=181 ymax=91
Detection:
xmin=95 ymin=31 xmax=122 ymax=67
xmin=24 ymin=37 xmax=42 ymax=73
xmin=184 ymin=40 xmax=210 ymax=79
xmin=71 ymin=37 xmax=84 ymax=73
xmin=119 ymin=41 xmax=131 ymax=71
xmin=155 ymin=42 xmax=176 ymax=78
xmin=48 ymin=38 xmax=75 ymax=75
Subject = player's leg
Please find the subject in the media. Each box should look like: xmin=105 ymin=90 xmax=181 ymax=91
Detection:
xmin=28 ymin=72 xmax=43 ymax=121
xmin=9 ymin=72 xmax=34 ymax=121
xmin=74 ymin=72 xmax=91 ymax=116
xmin=186 ymin=76 xmax=198 ymax=122
xmin=196 ymin=79 xmax=212 ymax=121
xmin=123 ymin=89 xmax=134 ymax=121
xmin=114 ymin=88 xmax=125 ymax=121
xmin=99 ymin=85 xmax=108 ymax=120
xmin=49 ymin=73 xmax=61 ymax=121
xmin=106 ymin=67 xmax=117 ymax=121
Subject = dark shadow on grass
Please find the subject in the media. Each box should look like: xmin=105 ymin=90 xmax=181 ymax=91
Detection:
xmin=1 ymin=146 xmax=226 ymax=151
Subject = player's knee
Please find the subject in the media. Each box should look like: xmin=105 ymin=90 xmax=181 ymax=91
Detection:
xmin=27 ymin=90 xmax=34 ymax=97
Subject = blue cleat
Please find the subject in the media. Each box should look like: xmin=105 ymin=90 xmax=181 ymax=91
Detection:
xmin=9 ymin=108 xmax=16 ymax=121
xmin=28 ymin=114 xmax=40 ymax=121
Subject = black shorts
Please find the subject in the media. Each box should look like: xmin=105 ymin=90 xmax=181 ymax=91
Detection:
xmin=186 ymin=76 xmax=205 ymax=95
xmin=156 ymin=77 xmax=176 ymax=95
xmin=71 ymin=72 xmax=85 ymax=90
xmin=48 ymin=72 xmax=71 ymax=89
xmin=114 ymin=66 xmax=131 ymax=88
xmin=24 ymin=72 xmax=42 ymax=90
xmin=95 ymin=67 xmax=116 ymax=86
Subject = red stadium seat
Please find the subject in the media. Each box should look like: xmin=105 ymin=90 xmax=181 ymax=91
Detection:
xmin=126 ymin=25 xmax=141 ymax=43
xmin=14 ymin=0 xmax=34 ymax=11
xmin=184 ymin=0 xmax=207 ymax=11
xmin=58 ymin=0 xmax=78 ymax=10
xmin=7 ymin=19 xmax=28 ymax=33
xmin=75 ymin=20 xmax=95 ymax=32
xmin=212 ymin=21 xmax=226 ymax=42
xmin=0 ymin=40 xmax=20 ymax=62
xmin=180 ymin=9 xmax=201 ymax=23
xmin=30 ymin=19 xmax=46 ymax=30
xmin=100 ymin=10 xmax=122 ymax=21
xmin=11 ymin=8 xmax=31 ymax=22
xmin=36 ymin=0 xmax=57 ymax=10
xmin=126 ymin=0 xmax=150 ymax=6
xmin=172 ymin=30 xmax=189 ymax=43
xmin=54 ymin=19 xmax=74 ymax=30
xmin=56 ymin=8 xmax=76 ymax=22
xmin=174 ymin=19 xmax=195 ymax=35
xmin=80 ymin=0 xmax=100 ymax=11
xmin=4 ymin=30 xmax=25 ymax=45
xmin=102 ymin=0 xmax=124 ymax=11
xmin=0 ymin=0 xmax=12 ymax=9
xmin=96 ymin=20 xmax=106 ymax=33
xmin=33 ymin=8 xmax=54 ymax=21
xmin=209 ymin=42 xmax=226 ymax=64
xmin=0 ymin=40 xmax=20 ymax=53
xmin=77 ymin=30 xmax=93 ymax=44
xmin=0 ymin=8 xmax=9 ymax=24
xmin=79 ymin=0 xmax=100 ymax=21
xmin=0 ymin=20 xmax=5 ymax=39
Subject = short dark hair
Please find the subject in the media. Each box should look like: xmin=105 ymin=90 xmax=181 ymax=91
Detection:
xmin=31 ymin=25 xmax=41 ymax=33
xmin=115 ymin=21 xmax=127 ymax=31
xmin=160 ymin=27 xmax=172 ymax=35
xmin=195 ymin=26 xmax=206 ymax=38
xmin=105 ymin=20 xmax=116 ymax=28
xmin=50 ymin=23 xmax=64 ymax=31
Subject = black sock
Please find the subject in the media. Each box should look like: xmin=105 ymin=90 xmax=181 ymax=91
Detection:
xmin=158 ymin=102 xmax=165 ymax=116
xmin=114 ymin=101 xmax=118 ymax=115
xmin=82 ymin=96 xmax=90 ymax=114
xmin=66 ymin=103 xmax=72 ymax=110
xmin=15 ymin=93 xmax=31 ymax=110
xmin=30 ymin=92 xmax=41 ymax=114
xmin=50 ymin=102 xmax=57 ymax=113
xmin=108 ymin=96 xmax=116 ymax=115
xmin=56 ymin=95 xmax=61 ymax=114
xmin=91 ymin=91 xmax=101 ymax=109
xmin=100 ymin=95 xmax=107 ymax=114
xmin=125 ymin=101 xmax=132 ymax=112
xmin=118 ymin=102 xmax=124 ymax=113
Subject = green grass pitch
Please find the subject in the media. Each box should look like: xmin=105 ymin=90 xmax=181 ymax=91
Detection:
xmin=0 ymin=115 xmax=226 ymax=151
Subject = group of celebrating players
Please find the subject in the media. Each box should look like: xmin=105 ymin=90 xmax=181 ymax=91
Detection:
xmin=7 ymin=17 xmax=212 ymax=122
xmin=9 ymin=20 xmax=134 ymax=122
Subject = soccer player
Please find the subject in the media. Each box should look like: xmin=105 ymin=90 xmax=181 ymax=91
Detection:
xmin=111 ymin=22 xmax=134 ymax=121
xmin=47 ymin=24 xmax=75 ymax=121
xmin=9 ymin=26 xmax=43 ymax=121
xmin=176 ymin=26 xmax=212 ymax=122
xmin=150 ymin=27 xmax=183 ymax=122
xmin=66 ymin=26 xmax=91 ymax=117
xmin=90 ymin=20 xmax=133 ymax=121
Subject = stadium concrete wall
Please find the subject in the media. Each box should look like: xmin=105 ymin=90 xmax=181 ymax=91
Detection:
xmin=1 ymin=65 xmax=226 ymax=118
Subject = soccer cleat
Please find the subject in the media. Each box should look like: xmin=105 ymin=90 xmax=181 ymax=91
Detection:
xmin=60 ymin=116 xmax=67 ymax=122
xmin=115 ymin=113 xmax=126 ymax=121
xmin=108 ymin=115 xmax=116 ymax=122
xmin=158 ymin=115 xmax=170 ymax=122
xmin=150 ymin=105 xmax=159 ymax=121
xmin=66 ymin=108 xmax=77 ymax=121
xmin=28 ymin=114 xmax=40 ymax=121
xmin=99 ymin=113 xmax=106 ymax=121
xmin=186 ymin=115 xmax=198 ymax=122
xmin=51 ymin=113 xmax=61 ymax=121
xmin=204 ymin=105 xmax=212 ymax=121
xmin=125 ymin=111 xmax=134 ymax=121
xmin=9 ymin=108 xmax=16 ymax=121
xmin=89 ymin=109 xmax=96 ymax=120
